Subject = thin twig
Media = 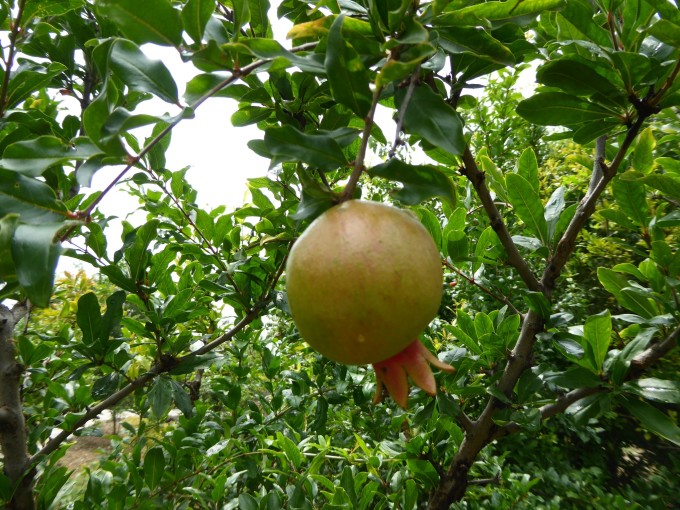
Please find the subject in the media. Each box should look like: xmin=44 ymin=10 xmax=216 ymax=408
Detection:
xmin=444 ymin=260 xmax=522 ymax=315
xmin=0 ymin=0 xmax=27 ymax=117
xmin=340 ymin=85 xmax=383 ymax=202
xmin=82 ymin=42 xmax=318 ymax=217
xmin=388 ymin=68 xmax=420 ymax=158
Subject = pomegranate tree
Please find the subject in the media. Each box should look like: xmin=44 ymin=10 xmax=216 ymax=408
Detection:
xmin=285 ymin=200 xmax=453 ymax=407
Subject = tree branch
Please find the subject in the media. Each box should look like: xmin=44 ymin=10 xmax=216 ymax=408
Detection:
xmin=492 ymin=324 xmax=679 ymax=440
xmin=340 ymin=84 xmax=383 ymax=202
xmin=29 ymin=302 xmax=267 ymax=466
xmin=0 ymin=0 xmax=27 ymax=118
xmin=0 ymin=304 xmax=35 ymax=510
xmin=460 ymin=147 xmax=542 ymax=293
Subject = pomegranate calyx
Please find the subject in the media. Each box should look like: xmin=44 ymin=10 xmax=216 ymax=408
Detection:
xmin=371 ymin=339 xmax=454 ymax=408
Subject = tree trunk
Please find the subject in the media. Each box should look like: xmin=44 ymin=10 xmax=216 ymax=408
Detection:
xmin=0 ymin=305 xmax=34 ymax=510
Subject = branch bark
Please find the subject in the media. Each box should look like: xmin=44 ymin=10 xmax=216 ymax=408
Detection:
xmin=460 ymin=147 xmax=542 ymax=293
xmin=0 ymin=304 xmax=34 ymax=510
xmin=428 ymin=105 xmax=658 ymax=509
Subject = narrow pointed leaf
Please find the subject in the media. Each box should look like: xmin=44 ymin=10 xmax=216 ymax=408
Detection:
xmin=397 ymin=85 xmax=465 ymax=156
xmin=325 ymin=15 xmax=372 ymax=118
xmin=582 ymin=310 xmax=612 ymax=373
xmin=263 ymin=126 xmax=347 ymax=171
xmin=369 ymin=159 xmax=456 ymax=205
xmin=96 ymin=0 xmax=183 ymax=46
xmin=506 ymin=173 xmax=548 ymax=246
xmin=12 ymin=223 xmax=64 ymax=307
xmin=109 ymin=40 xmax=179 ymax=104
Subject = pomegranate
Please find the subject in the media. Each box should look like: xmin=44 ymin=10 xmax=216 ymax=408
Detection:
xmin=285 ymin=200 xmax=453 ymax=407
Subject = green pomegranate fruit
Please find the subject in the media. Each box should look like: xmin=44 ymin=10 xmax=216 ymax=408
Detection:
xmin=285 ymin=199 xmax=453 ymax=407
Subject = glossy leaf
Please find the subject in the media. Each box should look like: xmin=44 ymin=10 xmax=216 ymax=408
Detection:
xmin=148 ymin=377 xmax=173 ymax=420
xmin=0 ymin=214 xmax=19 ymax=281
xmin=582 ymin=310 xmax=612 ymax=373
xmin=76 ymin=292 xmax=101 ymax=346
xmin=536 ymin=58 xmax=622 ymax=99
xmin=182 ymin=0 xmax=216 ymax=43
xmin=435 ymin=0 xmax=566 ymax=26
xmin=6 ymin=62 xmax=67 ymax=110
xmin=96 ymin=0 xmax=183 ymax=46
xmin=12 ymin=223 xmax=64 ymax=307
xmin=631 ymin=127 xmax=655 ymax=174
xmin=263 ymin=126 xmax=347 ymax=171
xmin=612 ymin=177 xmax=649 ymax=227
xmin=396 ymin=85 xmax=465 ymax=156
xmin=506 ymin=173 xmax=548 ymax=246
xmin=369 ymin=159 xmax=456 ymax=206
xmin=143 ymin=446 xmax=166 ymax=489
xmin=437 ymin=26 xmax=514 ymax=65
xmin=517 ymin=148 xmax=539 ymax=193
xmin=324 ymin=15 xmax=372 ymax=118
xmin=516 ymin=92 xmax=616 ymax=127
xmin=0 ymin=170 xmax=68 ymax=223
xmin=0 ymin=136 xmax=101 ymax=177
xmin=623 ymin=378 xmax=680 ymax=404
xmin=109 ymin=39 xmax=179 ymax=105
xmin=621 ymin=397 xmax=680 ymax=446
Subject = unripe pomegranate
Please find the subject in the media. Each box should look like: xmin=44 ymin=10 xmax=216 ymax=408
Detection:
xmin=285 ymin=200 xmax=453 ymax=407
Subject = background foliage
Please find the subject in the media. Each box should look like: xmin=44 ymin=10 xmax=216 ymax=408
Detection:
xmin=0 ymin=1 xmax=679 ymax=509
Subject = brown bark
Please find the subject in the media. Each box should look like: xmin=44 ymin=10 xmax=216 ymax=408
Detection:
xmin=0 ymin=305 xmax=33 ymax=510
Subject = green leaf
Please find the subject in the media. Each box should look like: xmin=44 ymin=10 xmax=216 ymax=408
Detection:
xmin=324 ymin=15 xmax=372 ymax=118
xmin=396 ymin=85 xmax=465 ymax=156
xmin=76 ymin=292 xmax=101 ymax=346
xmin=91 ymin=373 xmax=121 ymax=400
xmin=612 ymin=176 xmax=649 ymax=226
xmin=231 ymin=105 xmax=273 ymax=127
xmin=0 ymin=136 xmax=101 ymax=177
xmin=435 ymin=0 xmax=566 ymax=26
xmin=524 ymin=292 xmax=551 ymax=319
xmin=623 ymin=378 xmax=680 ymax=404
xmin=109 ymin=39 xmax=179 ymax=105
xmin=276 ymin=432 xmax=303 ymax=470
xmin=0 ymin=214 xmax=19 ymax=281
xmin=647 ymin=19 xmax=680 ymax=47
xmin=610 ymin=52 xmax=652 ymax=93
xmin=264 ymin=126 xmax=347 ymax=171
xmin=582 ymin=310 xmax=612 ymax=373
xmin=82 ymin=72 xmax=127 ymax=156
xmin=517 ymin=148 xmax=539 ymax=193
xmin=545 ymin=186 xmax=566 ymax=240
xmin=6 ymin=62 xmax=67 ymax=110
xmin=542 ymin=367 xmax=603 ymax=389
xmin=181 ymin=0 xmax=215 ymax=43
xmin=506 ymin=173 xmax=548 ymax=246
xmin=0 ymin=170 xmax=68 ymax=223
xmin=536 ymin=58 xmax=622 ymax=100
xmin=437 ymin=26 xmax=514 ymax=65
xmin=169 ymin=379 xmax=194 ymax=417
xmin=631 ymin=128 xmax=655 ymax=174
xmin=125 ymin=220 xmax=159 ymax=283
xmin=248 ymin=0 xmax=271 ymax=37
xmin=369 ymin=159 xmax=456 ymax=205
xmin=621 ymin=397 xmax=680 ymax=446
xmin=12 ymin=223 xmax=64 ymax=307
xmin=100 ymin=291 xmax=126 ymax=344
xmin=636 ymin=174 xmax=680 ymax=201
xmin=148 ymin=376 xmax=173 ymax=420
xmin=238 ymin=494 xmax=259 ymax=510
xmin=96 ymin=0 xmax=183 ymax=46
xmin=517 ymin=92 xmax=616 ymax=127
xmin=143 ymin=446 xmax=166 ymax=489
xmin=232 ymin=0 xmax=251 ymax=34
